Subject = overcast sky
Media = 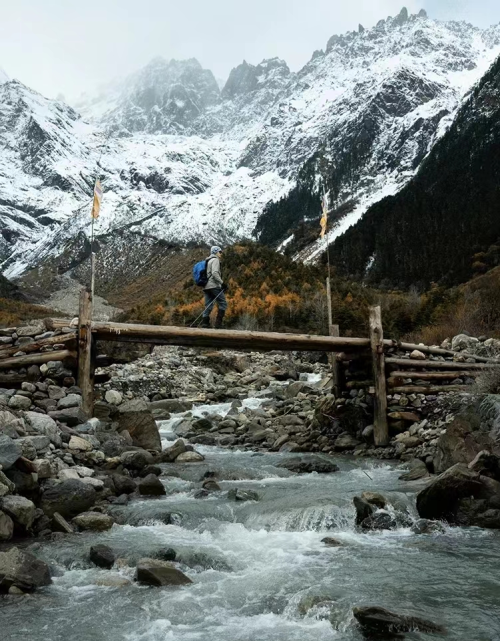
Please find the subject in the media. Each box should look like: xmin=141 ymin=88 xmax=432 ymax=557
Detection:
xmin=1 ymin=0 xmax=499 ymax=102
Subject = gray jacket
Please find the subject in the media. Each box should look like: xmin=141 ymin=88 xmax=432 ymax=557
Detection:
xmin=204 ymin=256 xmax=223 ymax=290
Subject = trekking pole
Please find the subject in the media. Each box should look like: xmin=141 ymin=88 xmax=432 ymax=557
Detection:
xmin=190 ymin=289 xmax=225 ymax=328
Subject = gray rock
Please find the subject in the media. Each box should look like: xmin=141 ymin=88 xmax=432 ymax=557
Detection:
xmin=24 ymin=412 xmax=61 ymax=446
xmin=116 ymin=399 xmax=161 ymax=452
xmin=48 ymin=407 xmax=87 ymax=426
xmin=120 ymin=449 xmax=154 ymax=470
xmin=160 ymin=439 xmax=186 ymax=463
xmin=360 ymin=511 xmax=397 ymax=531
xmin=0 ymin=410 xmax=25 ymax=438
xmin=360 ymin=491 xmax=387 ymax=509
xmin=334 ymin=434 xmax=361 ymax=451
xmin=8 ymin=395 xmax=31 ymax=411
xmin=411 ymin=518 xmax=446 ymax=534
xmin=175 ymin=451 xmax=205 ymax=462
xmin=278 ymin=457 xmax=339 ymax=474
xmin=135 ymin=558 xmax=192 ymax=586
xmin=0 ymin=511 xmax=14 ymax=540
xmin=0 ymin=547 xmax=52 ymax=591
xmin=112 ymin=474 xmax=137 ymax=495
xmin=40 ymin=479 xmax=97 ymax=518
xmin=57 ymin=394 xmax=82 ymax=409
xmin=0 ymin=435 xmax=22 ymax=470
xmin=17 ymin=324 xmax=45 ymax=337
xmin=72 ymin=511 xmax=114 ymax=532
xmin=138 ymin=474 xmax=166 ymax=496
xmin=90 ymin=544 xmax=116 ymax=568
xmin=227 ymin=488 xmax=259 ymax=502
xmin=451 ymin=334 xmax=479 ymax=352
xmin=105 ymin=390 xmax=123 ymax=406
xmin=353 ymin=606 xmax=446 ymax=636
xmin=0 ymin=495 xmax=36 ymax=529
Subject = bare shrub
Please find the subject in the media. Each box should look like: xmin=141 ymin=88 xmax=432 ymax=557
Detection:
xmin=233 ymin=313 xmax=260 ymax=331
xmin=474 ymin=367 xmax=500 ymax=395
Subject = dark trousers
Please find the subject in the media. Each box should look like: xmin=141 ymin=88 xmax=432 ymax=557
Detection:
xmin=203 ymin=288 xmax=228 ymax=318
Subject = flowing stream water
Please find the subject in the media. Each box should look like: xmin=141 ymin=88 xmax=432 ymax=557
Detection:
xmin=2 ymin=401 xmax=500 ymax=640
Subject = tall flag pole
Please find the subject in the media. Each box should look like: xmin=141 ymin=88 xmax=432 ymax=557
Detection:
xmin=90 ymin=178 xmax=103 ymax=303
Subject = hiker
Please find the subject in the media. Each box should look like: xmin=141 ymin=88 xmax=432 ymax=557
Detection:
xmin=201 ymin=246 xmax=228 ymax=328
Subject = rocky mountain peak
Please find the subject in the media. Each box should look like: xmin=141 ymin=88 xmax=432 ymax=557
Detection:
xmin=222 ymin=58 xmax=290 ymax=99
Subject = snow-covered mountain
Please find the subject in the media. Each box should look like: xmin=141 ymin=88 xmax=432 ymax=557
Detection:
xmin=2 ymin=7 xmax=500 ymax=280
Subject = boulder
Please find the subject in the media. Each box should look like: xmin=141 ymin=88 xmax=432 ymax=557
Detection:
xmin=409 ymin=350 xmax=426 ymax=360
xmin=72 ymin=511 xmax=114 ymax=532
xmin=0 ymin=435 xmax=21 ymax=470
xmin=278 ymin=457 xmax=339 ymax=474
xmin=24 ymin=412 xmax=61 ymax=447
xmin=434 ymin=414 xmax=496 ymax=474
xmin=112 ymin=474 xmax=137 ymax=495
xmin=40 ymin=479 xmax=97 ymax=518
xmin=120 ymin=449 xmax=154 ymax=470
xmin=451 ymin=334 xmax=479 ymax=352
xmin=90 ymin=544 xmax=116 ymax=569
xmin=353 ymin=496 xmax=374 ymax=525
xmin=334 ymin=434 xmax=361 ymax=451
xmin=68 ymin=435 xmax=93 ymax=451
xmin=149 ymin=399 xmax=192 ymax=413
xmin=411 ymin=519 xmax=446 ymax=535
xmin=361 ymin=491 xmax=387 ymax=509
xmin=321 ymin=537 xmax=343 ymax=547
xmin=175 ymin=451 xmax=205 ymax=463
xmin=105 ymin=390 xmax=123 ymax=406
xmin=49 ymin=407 xmax=87 ymax=426
xmin=138 ymin=474 xmax=166 ymax=496
xmin=116 ymin=399 xmax=161 ymax=452
xmin=416 ymin=463 xmax=484 ymax=521
xmin=360 ymin=512 xmax=397 ymax=531
xmin=135 ymin=558 xmax=192 ymax=586
xmin=353 ymin=606 xmax=446 ymax=636
xmin=399 ymin=458 xmax=429 ymax=481
xmin=8 ymin=395 xmax=31 ymax=411
xmin=227 ymin=488 xmax=259 ymax=502
xmin=0 ymin=495 xmax=36 ymax=529
xmin=160 ymin=439 xmax=186 ymax=463
xmin=0 ymin=511 xmax=14 ymax=541
xmin=0 ymin=547 xmax=52 ymax=592
xmin=298 ymin=594 xmax=335 ymax=616
xmin=474 ymin=509 xmax=500 ymax=529
xmin=0 ymin=410 xmax=25 ymax=438
xmin=57 ymin=394 xmax=82 ymax=409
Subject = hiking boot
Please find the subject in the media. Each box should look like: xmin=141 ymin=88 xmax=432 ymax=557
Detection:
xmin=201 ymin=317 xmax=211 ymax=329
xmin=215 ymin=310 xmax=225 ymax=329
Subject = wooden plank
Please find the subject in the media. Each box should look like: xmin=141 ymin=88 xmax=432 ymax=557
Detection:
xmin=330 ymin=324 xmax=343 ymax=397
xmin=0 ymin=350 xmax=75 ymax=370
xmin=388 ymin=370 xmax=482 ymax=380
xmin=0 ymin=373 xmax=27 ymax=385
xmin=44 ymin=318 xmax=74 ymax=331
xmin=385 ymin=357 xmax=498 ymax=370
xmin=0 ymin=332 xmax=76 ymax=359
xmin=91 ymin=321 xmax=371 ymax=352
xmin=369 ymin=306 xmax=389 ymax=446
xmin=388 ymin=385 xmax=471 ymax=394
xmin=78 ymin=290 xmax=93 ymax=418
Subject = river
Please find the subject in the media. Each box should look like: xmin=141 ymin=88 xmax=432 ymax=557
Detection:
xmin=2 ymin=404 xmax=500 ymax=640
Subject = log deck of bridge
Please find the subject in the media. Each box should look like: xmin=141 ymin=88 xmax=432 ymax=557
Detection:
xmin=74 ymin=292 xmax=500 ymax=449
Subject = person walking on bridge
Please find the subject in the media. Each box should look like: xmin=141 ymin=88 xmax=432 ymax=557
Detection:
xmin=201 ymin=246 xmax=228 ymax=329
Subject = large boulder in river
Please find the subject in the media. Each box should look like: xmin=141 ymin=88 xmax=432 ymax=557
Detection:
xmin=278 ymin=457 xmax=339 ymax=474
xmin=0 ymin=495 xmax=36 ymax=529
xmin=116 ymin=399 xmax=161 ymax=452
xmin=135 ymin=558 xmax=192 ymax=586
xmin=416 ymin=463 xmax=493 ymax=523
xmin=353 ymin=606 xmax=446 ymax=636
xmin=138 ymin=474 xmax=166 ymax=496
xmin=40 ymin=479 xmax=97 ymax=518
xmin=0 ymin=547 xmax=52 ymax=592
xmin=353 ymin=496 xmax=374 ymax=525
xmin=72 ymin=511 xmax=114 ymax=532
xmin=433 ymin=413 xmax=498 ymax=474
xmin=90 ymin=544 xmax=116 ymax=569
xmin=120 ymin=449 xmax=154 ymax=471
xmin=160 ymin=439 xmax=186 ymax=463
xmin=0 ymin=511 xmax=14 ymax=541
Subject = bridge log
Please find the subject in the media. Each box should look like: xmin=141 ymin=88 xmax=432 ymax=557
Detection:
xmin=91 ymin=321 xmax=370 ymax=352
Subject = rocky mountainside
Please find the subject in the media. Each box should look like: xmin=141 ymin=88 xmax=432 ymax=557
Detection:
xmin=329 ymin=51 xmax=500 ymax=288
xmin=1 ymin=8 xmax=500 ymax=283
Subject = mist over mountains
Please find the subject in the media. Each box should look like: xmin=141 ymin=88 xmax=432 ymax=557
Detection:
xmin=1 ymin=7 xmax=500 ymax=289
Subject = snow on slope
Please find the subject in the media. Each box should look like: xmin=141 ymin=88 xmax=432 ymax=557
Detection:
xmin=2 ymin=9 xmax=500 ymax=278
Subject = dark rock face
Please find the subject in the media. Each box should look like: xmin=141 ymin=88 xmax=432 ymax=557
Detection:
xmin=0 ymin=547 xmax=52 ymax=592
xmin=411 ymin=518 xmax=446 ymax=535
xmin=433 ymin=414 xmax=496 ymax=475
xmin=0 ymin=435 xmax=22 ymax=471
xmin=116 ymin=400 xmax=161 ymax=452
xmin=120 ymin=449 xmax=154 ymax=470
xmin=90 ymin=544 xmax=116 ymax=569
xmin=112 ymin=474 xmax=137 ymax=495
xmin=40 ymin=479 xmax=97 ymax=518
xmin=135 ymin=558 xmax=192 ymax=586
xmin=353 ymin=605 xmax=446 ymax=636
xmin=360 ymin=512 xmax=397 ymax=531
xmin=353 ymin=496 xmax=374 ymax=525
xmin=277 ymin=457 xmax=339 ymax=474
xmin=138 ymin=474 xmax=166 ymax=496
xmin=416 ymin=463 xmax=500 ymax=527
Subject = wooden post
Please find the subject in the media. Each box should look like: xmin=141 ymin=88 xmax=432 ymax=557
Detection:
xmin=369 ymin=305 xmax=389 ymax=446
xmin=330 ymin=323 xmax=342 ymax=397
xmin=78 ymin=289 xmax=93 ymax=418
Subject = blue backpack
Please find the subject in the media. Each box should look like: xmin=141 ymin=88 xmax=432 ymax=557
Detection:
xmin=193 ymin=258 xmax=213 ymax=287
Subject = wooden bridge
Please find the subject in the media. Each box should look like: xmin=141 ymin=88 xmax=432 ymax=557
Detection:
xmin=74 ymin=291 xmax=500 ymax=448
